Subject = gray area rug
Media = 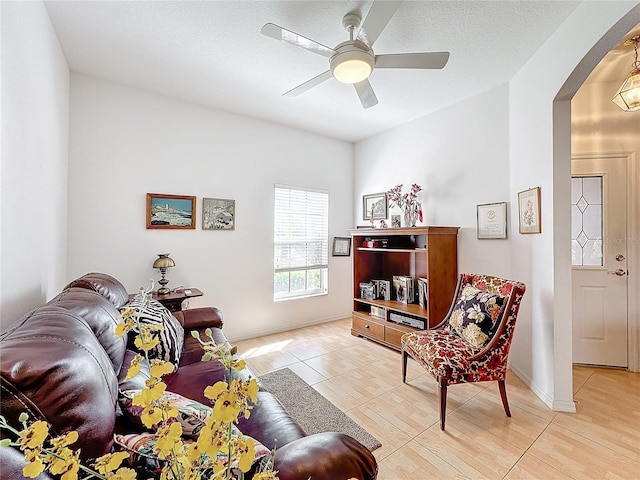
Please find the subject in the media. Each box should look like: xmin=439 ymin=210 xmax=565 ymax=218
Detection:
xmin=258 ymin=367 xmax=382 ymax=451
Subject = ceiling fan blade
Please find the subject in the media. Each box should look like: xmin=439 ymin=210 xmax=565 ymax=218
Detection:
xmin=283 ymin=70 xmax=333 ymax=97
xmin=261 ymin=23 xmax=335 ymax=58
xmin=357 ymin=0 xmax=403 ymax=47
xmin=354 ymin=79 xmax=379 ymax=109
xmin=375 ymin=52 xmax=450 ymax=69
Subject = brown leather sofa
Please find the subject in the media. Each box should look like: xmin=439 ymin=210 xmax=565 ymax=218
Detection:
xmin=0 ymin=273 xmax=377 ymax=480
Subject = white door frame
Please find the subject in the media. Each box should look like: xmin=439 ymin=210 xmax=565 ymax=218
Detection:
xmin=571 ymin=152 xmax=639 ymax=372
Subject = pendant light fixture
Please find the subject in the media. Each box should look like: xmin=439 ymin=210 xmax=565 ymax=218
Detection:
xmin=612 ymin=35 xmax=640 ymax=112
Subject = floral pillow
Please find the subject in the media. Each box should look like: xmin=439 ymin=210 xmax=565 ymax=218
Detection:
xmin=120 ymin=389 xmax=213 ymax=438
xmin=113 ymin=430 xmax=271 ymax=480
xmin=448 ymin=285 xmax=507 ymax=350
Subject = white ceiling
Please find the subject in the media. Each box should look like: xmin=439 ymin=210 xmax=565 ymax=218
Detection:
xmin=44 ymin=1 xmax=638 ymax=143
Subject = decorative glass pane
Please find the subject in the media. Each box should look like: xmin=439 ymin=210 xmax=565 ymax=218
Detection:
xmin=571 ymin=176 xmax=603 ymax=266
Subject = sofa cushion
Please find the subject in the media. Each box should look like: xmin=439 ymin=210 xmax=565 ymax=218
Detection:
xmin=121 ymin=297 xmax=184 ymax=368
xmin=47 ymin=287 xmax=127 ymax=373
xmin=0 ymin=306 xmax=118 ymax=461
xmin=65 ymin=272 xmax=130 ymax=308
xmin=448 ymin=285 xmax=506 ymax=350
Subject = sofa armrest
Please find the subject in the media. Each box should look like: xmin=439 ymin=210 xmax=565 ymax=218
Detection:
xmin=174 ymin=307 xmax=224 ymax=330
xmin=0 ymin=446 xmax=54 ymax=480
xmin=274 ymin=432 xmax=378 ymax=480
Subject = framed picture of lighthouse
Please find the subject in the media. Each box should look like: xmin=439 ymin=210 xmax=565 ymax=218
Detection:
xmin=146 ymin=193 xmax=196 ymax=229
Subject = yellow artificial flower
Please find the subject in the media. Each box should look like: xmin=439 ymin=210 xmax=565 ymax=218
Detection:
xmin=150 ymin=360 xmax=175 ymax=378
xmin=154 ymin=421 xmax=183 ymax=459
xmin=245 ymin=378 xmax=259 ymax=403
xmin=93 ymin=451 xmax=130 ymax=474
xmin=22 ymin=449 xmax=45 ymax=478
xmin=18 ymin=421 xmax=49 ymax=449
xmin=253 ymin=473 xmax=279 ymax=480
xmin=134 ymin=331 xmax=159 ymax=352
xmin=124 ymin=354 xmax=144 ymax=380
xmin=140 ymin=405 xmax=163 ymax=428
xmin=204 ymin=381 xmax=228 ymax=402
xmin=49 ymin=448 xmax=80 ymax=480
xmin=50 ymin=430 xmax=78 ymax=449
xmin=132 ymin=381 xmax=166 ymax=407
xmin=115 ymin=322 xmax=128 ymax=338
xmin=235 ymin=436 xmax=255 ymax=472
xmin=213 ymin=390 xmax=241 ymax=424
xmin=107 ymin=467 xmax=137 ymax=480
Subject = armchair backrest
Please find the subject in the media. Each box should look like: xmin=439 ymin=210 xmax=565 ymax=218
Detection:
xmin=445 ymin=274 xmax=526 ymax=356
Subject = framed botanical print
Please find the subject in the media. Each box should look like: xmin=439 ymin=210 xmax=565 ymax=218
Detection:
xmin=518 ymin=187 xmax=541 ymax=234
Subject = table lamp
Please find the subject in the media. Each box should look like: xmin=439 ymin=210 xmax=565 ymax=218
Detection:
xmin=153 ymin=253 xmax=175 ymax=294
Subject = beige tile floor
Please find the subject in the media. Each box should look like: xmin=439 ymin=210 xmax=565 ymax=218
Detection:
xmin=234 ymin=318 xmax=640 ymax=479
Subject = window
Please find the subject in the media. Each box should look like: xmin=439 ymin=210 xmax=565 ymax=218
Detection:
xmin=571 ymin=176 xmax=603 ymax=266
xmin=274 ymin=185 xmax=328 ymax=301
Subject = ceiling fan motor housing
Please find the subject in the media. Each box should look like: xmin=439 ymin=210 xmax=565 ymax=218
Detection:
xmin=330 ymin=40 xmax=375 ymax=84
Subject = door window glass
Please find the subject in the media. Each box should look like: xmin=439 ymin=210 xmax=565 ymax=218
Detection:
xmin=571 ymin=176 xmax=603 ymax=266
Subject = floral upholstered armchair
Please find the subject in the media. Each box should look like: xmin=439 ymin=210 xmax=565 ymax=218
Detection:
xmin=401 ymin=273 xmax=526 ymax=430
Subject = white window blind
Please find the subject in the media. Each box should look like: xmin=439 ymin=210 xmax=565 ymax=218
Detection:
xmin=274 ymin=185 xmax=328 ymax=300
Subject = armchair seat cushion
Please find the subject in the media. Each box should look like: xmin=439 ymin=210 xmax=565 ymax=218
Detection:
xmin=402 ymin=329 xmax=475 ymax=381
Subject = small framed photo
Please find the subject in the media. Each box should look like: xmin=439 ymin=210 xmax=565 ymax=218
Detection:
xmin=332 ymin=237 xmax=352 ymax=256
xmin=477 ymin=202 xmax=507 ymax=239
xmin=203 ymin=198 xmax=235 ymax=230
xmin=391 ymin=214 xmax=401 ymax=228
xmin=146 ymin=193 xmax=196 ymax=229
xmin=362 ymin=193 xmax=388 ymax=221
xmin=518 ymin=187 xmax=541 ymax=234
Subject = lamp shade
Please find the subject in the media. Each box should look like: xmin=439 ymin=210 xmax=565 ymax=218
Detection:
xmin=612 ymin=69 xmax=640 ymax=112
xmin=153 ymin=253 xmax=175 ymax=269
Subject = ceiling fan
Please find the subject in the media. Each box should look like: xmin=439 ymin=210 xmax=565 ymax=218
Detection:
xmin=261 ymin=0 xmax=449 ymax=109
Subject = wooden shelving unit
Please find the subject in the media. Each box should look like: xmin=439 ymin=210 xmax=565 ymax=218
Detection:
xmin=350 ymin=226 xmax=459 ymax=350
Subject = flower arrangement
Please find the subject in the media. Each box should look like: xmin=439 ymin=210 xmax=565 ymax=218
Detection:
xmin=387 ymin=184 xmax=423 ymax=227
xmin=0 ymin=284 xmax=277 ymax=480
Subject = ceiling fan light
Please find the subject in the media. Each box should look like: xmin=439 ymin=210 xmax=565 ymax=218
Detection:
xmin=330 ymin=47 xmax=374 ymax=84
xmin=612 ymin=69 xmax=640 ymax=112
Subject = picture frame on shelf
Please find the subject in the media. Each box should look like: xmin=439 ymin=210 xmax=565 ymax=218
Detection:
xmin=518 ymin=187 xmax=541 ymax=234
xmin=391 ymin=214 xmax=401 ymax=228
xmin=362 ymin=192 xmax=388 ymax=221
xmin=332 ymin=236 xmax=352 ymax=256
xmin=203 ymin=197 xmax=235 ymax=230
xmin=477 ymin=202 xmax=507 ymax=239
xmin=146 ymin=193 xmax=196 ymax=229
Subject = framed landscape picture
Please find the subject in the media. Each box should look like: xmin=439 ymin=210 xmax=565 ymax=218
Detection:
xmin=203 ymin=197 xmax=235 ymax=230
xmin=362 ymin=192 xmax=388 ymax=221
xmin=146 ymin=193 xmax=196 ymax=229
xmin=518 ymin=187 xmax=541 ymax=234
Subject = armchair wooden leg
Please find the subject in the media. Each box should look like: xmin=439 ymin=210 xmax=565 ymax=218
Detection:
xmin=498 ymin=379 xmax=511 ymax=417
xmin=438 ymin=377 xmax=448 ymax=431
xmin=402 ymin=350 xmax=408 ymax=383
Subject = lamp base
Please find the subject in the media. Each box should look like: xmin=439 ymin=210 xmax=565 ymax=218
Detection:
xmin=157 ymin=286 xmax=171 ymax=295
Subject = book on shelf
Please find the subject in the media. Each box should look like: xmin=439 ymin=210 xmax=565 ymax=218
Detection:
xmin=392 ymin=275 xmax=414 ymax=304
xmin=417 ymin=277 xmax=428 ymax=309
xmin=359 ymin=282 xmax=375 ymax=300
xmin=372 ymin=279 xmax=391 ymax=301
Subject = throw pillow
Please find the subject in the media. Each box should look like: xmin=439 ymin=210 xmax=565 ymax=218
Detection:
xmin=120 ymin=389 xmax=213 ymax=438
xmin=120 ymin=297 xmax=184 ymax=368
xmin=448 ymin=285 xmax=506 ymax=350
xmin=114 ymin=429 xmax=270 ymax=479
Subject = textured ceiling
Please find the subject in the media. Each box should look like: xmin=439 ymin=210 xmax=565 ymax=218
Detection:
xmin=44 ymin=1 xmax=636 ymax=142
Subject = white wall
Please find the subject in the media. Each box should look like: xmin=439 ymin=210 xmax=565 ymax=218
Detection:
xmin=68 ymin=74 xmax=354 ymax=341
xmin=354 ymin=84 xmax=513 ymax=278
xmin=509 ymin=1 xmax=640 ymax=410
xmin=0 ymin=1 xmax=69 ymax=329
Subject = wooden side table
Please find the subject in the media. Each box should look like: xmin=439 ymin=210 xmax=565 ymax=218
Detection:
xmin=153 ymin=288 xmax=203 ymax=312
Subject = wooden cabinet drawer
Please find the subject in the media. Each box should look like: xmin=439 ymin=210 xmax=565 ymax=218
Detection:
xmin=352 ymin=315 xmax=384 ymax=341
xmin=385 ymin=325 xmax=409 ymax=346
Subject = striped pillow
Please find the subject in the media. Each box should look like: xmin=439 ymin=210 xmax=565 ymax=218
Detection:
xmin=121 ymin=297 xmax=184 ymax=368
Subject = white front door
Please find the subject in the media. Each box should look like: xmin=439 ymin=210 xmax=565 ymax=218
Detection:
xmin=571 ymin=155 xmax=628 ymax=367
